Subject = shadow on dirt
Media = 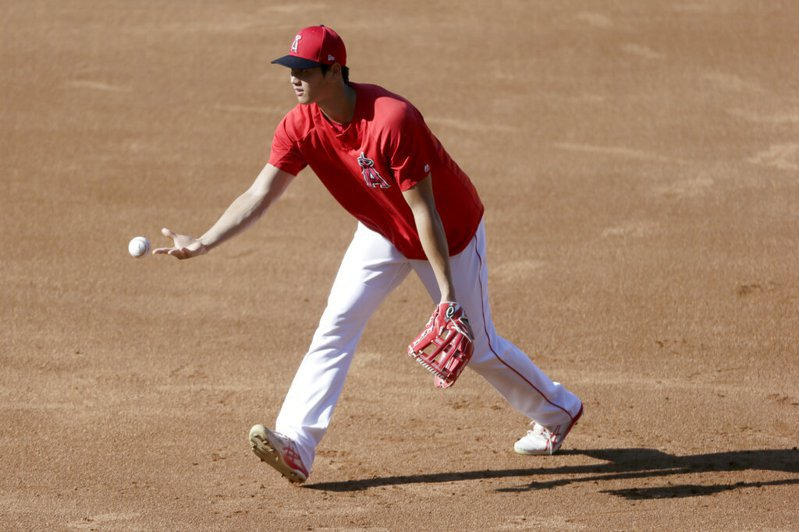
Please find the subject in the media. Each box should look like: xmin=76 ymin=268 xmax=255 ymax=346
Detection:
xmin=306 ymin=448 xmax=799 ymax=499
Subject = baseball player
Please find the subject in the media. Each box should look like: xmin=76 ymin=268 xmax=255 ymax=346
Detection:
xmin=154 ymin=25 xmax=583 ymax=484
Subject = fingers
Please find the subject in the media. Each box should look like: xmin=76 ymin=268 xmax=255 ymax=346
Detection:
xmin=153 ymin=227 xmax=182 ymax=258
xmin=153 ymin=228 xmax=177 ymax=254
xmin=151 ymin=247 xmax=188 ymax=259
xmin=152 ymin=227 xmax=206 ymax=259
xmin=169 ymin=248 xmax=189 ymax=260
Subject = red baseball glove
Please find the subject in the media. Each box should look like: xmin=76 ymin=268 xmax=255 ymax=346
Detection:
xmin=407 ymin=302 xmax=475 ymax=388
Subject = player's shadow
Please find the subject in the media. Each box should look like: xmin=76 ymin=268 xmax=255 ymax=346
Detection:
xmin=306 ymin=448 xmax=799 ymax=499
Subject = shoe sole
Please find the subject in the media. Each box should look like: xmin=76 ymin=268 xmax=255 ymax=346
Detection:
xmin=514 ymin=404 xmax=584 ymax=456
xmin=248 ymin=424 xmax=307 ymax=484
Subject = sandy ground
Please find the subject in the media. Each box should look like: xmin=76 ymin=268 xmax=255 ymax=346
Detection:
xmin=2 ymin=0 xmax=798 ymax=530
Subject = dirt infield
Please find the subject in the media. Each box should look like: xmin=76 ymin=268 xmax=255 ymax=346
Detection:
xmin=2 ymin=1 xmax=798 ymax=529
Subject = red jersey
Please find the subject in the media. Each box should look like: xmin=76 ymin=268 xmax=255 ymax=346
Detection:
xmin=268 ymin=83 xmax=484 ymax=260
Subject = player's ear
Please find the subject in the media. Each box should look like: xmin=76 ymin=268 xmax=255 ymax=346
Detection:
xmin=328 ymin=63 xmax=342 ymax=81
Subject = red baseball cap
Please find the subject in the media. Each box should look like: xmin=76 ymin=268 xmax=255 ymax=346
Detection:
xmin=271 ymin=25 xmax=347 ymax=69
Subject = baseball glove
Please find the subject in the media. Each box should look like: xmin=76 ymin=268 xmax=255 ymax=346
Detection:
xmin=407 ymin=302 xmax=475 ymax=388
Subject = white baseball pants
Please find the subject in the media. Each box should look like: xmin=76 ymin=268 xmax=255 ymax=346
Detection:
xmin=275 ymin=220 xmax=582 ymax=471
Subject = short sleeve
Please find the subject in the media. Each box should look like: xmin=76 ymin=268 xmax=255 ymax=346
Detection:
xmin=268 ymin=114 xmax=308 ymax=176
xmin=385 ymin=105 xmax=435 ymax=191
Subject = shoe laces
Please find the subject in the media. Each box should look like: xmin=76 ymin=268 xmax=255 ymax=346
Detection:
xmin=283 ymin=444 xmax=302 ymax=464
xmin=278 ymin=437 xmax=307 ymax=473
xmin=527 ymin=422 xmax=557 ymax=441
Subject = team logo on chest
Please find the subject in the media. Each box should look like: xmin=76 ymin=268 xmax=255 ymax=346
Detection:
xmin=357 ymin=152 xmax=390 ymax=189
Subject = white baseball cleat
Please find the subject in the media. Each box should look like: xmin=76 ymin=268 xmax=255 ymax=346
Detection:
xmin=248 ymin=424 xmax=309 ymax=484
xmin=514 ymin=404 xmax=583 ymax=455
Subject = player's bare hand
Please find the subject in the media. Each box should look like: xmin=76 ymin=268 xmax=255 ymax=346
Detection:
xmin=152 ymin=227 xmax=208 ymax=260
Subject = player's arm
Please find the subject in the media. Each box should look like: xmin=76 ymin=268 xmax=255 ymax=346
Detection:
xmin=154 ymin=163 xmax=295 ymax=259
xmin=402 ymin=174 xmax=456 ymax=302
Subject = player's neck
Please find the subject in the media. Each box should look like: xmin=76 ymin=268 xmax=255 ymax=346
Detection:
xmin=318 ymin=83 xmax=356 ymax=125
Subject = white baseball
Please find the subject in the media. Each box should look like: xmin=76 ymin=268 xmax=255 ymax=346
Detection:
xmin=128 ymin=236 xmax=151 ymax=258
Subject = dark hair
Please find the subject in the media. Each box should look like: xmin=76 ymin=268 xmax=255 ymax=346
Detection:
xmin=320 ymin=64 xmax=350 ymax=85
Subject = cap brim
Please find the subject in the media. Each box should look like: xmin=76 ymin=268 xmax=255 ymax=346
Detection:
xmin=271 ymin=55 xmax=322 ymax=69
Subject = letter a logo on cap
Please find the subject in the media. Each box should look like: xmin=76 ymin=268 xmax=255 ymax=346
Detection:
xmin=271 ymin=25 xmax=347 ymax=69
